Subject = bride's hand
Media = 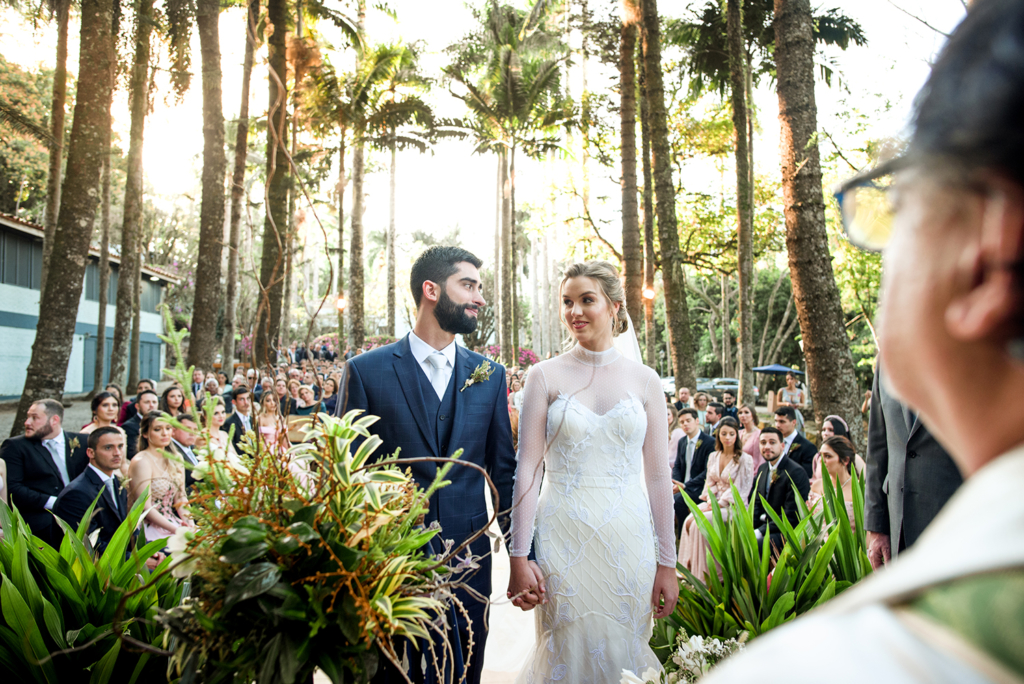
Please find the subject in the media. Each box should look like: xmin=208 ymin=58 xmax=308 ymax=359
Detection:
xmin=651 ymin=565 xmax=679 ymax=619
xmin=507 ymin=558 xmax=546 ymax=611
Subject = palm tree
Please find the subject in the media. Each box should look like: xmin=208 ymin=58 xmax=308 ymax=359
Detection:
xmin=774 ymin=0 xmax=863 ymax=444
xmin=10 ymin=0 xmax=115 ymax=433
xmin=39 ymin=0 xmax=70 ymax=295
xmin=620 ymin=0 xmax=642 ymax=348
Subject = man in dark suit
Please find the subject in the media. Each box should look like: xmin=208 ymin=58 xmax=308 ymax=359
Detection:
xmin=116 ymin=378 xmax=155 ymax=425
xmin=223 ymin=387 xmax=254 ymax=454
xmin=705 ymin=402 xmax=723 ymax=436
xmin=122 ymin=389 xmax=159 ymax=461
xmin=721 ymin=391 xmax=739 ymax=420
xmin=774 ymin=405 xmax=816 ymax=478
xmin=751 ymin=426 xmax=811 ymax=556
xmin=672 ymin=408 xmax=716 ymax=534
xmin=337 ymin=246 xmax=517 ymax=684
xmin=2 ymin=399 xmax=88 ymax=544
xmin=864 ymin=365 xmax=963 ymax=568
xmin=169 ymin=414 xmax=201 ymax=493
xmin=53 ymin=427 xmax=127 ymax=553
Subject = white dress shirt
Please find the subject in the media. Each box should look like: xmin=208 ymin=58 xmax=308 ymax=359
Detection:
xmin=43 ymin=430 xmax=68 ymax=511
xmin=782 ymin=429 xmax=798 ymax=455
xmin=408 ymin=331 xmax=457 ymax=399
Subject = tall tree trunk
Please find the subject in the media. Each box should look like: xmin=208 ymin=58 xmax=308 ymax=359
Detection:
xmin=640 ymin=0 xmax=695 ymax=389
xmin=530 ymin=241 xmax=539 ymax=350
xmin=336 ymin=133 xmax=346 ymax=348
xmin=128 ymin=252 xmax=142 ymax=387
xmin=499 ymin=148 xmax=513 ymax=367
xmin=510 ymin=147 xmax=519 ymax=361
xmin=11 ymin=0 xmax=115 ymax=433
xmin=775 ymin=0 xmax=862 ymax=442
xmin=347 ymin=0 xmax=366 ymax=351
xmin=255 ymin=0 xmax=289 ymax=366
xmin=720 ymin=272 xmax=732 ymax=376
xmin=40 ymin=0 xmax=70 ymax=295
xmin=386 ymin=126 xmax=396 ymax=337
xmin=109 ymin=0 xmax=154 ymax=387
xmin=189 ymin=0 xmax=227 ymax=372
xmin=223 ymin=0 xmax=258 ymax=374
xmin=93 ymin=135 xmax=112 ymax=395
xmin=620 ymin=0 xmax=642 ymax=334
xmin=638 ymin=35 xmax=657 ymax=370
xmin=541 ymin=228 xmax=551 ymax=355
xmin=728 ymin=0 xmax=755 ymax=402
xmin=283 ymin=118 xmax=297 ymax=346
xmin=494 ymin=153 xmax=502 ymax=350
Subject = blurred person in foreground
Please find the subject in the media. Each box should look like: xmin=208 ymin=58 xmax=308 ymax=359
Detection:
xmin=705 ymin=2 xmax=1024 ymax=679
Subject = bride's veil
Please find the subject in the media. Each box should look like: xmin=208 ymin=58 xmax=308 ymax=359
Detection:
xmin=613 ymin=312 xmax=644 ymax=364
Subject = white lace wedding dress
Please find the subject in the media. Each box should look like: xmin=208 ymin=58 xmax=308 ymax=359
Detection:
xmin=511 ymin=344 xmax=675 ymax=683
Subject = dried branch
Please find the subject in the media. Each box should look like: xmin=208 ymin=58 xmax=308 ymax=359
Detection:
xmin=885 ymin=0 xmax=951 ymax=37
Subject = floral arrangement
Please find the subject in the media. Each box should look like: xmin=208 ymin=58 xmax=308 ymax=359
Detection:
xmin=518 ymin=347 xmax=539 ymax=366
xmin=623 ymin=630 xmax=746 ymax=684
xmin=364 ymin=335 xmax=399 ymax=350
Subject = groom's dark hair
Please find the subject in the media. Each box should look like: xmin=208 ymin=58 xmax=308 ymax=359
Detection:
xmin=410 ymin=246 xmax=483 ymax=307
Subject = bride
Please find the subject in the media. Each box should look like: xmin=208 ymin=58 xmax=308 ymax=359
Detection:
xmin=508 ymin=261 xmax=678 ymax=681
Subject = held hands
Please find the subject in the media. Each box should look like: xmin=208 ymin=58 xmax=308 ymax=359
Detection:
xmin=507 ymin=557 xmax=546 ymax=611
xmin=651 ymin=565 xmax=679 ymax=619
xmin=866 ymin=531 xmax=891 ymax=570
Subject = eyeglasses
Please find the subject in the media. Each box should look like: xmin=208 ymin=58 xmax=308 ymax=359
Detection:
xmin=833 ymin=156 xmax=909 ymax=252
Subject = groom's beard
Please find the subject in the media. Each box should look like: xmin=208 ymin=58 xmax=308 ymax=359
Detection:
xmin=434 ymin=288 xmax=479 ymax=335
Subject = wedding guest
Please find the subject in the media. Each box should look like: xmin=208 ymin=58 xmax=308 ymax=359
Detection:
xmin=672 ymin=408 xmax=717 ymax=534
xmin=53 ymin=427 xmax=128 ymax=553
xmin=117 ymin=378 xmax=155 ymax=424
xmin=257 ymin=392 xmax=287 ymax=453
xmin=122 ymin=389 xmax=159 ymax=461
xmin=160 ymin=385 xmax=186 ymax=417
xmin=294 ymin=386 xmax=321 ymax=416
xmin=105 ymin=383 xmax=124 ymax=409
xmin=667 ymin=404 xmax=685 ymax=470
xmin=320 ymin=377 xmax=339 ymax=415
xmin=674 ymin=386 xmax=693 ymax=411
xmin=721 ymin=390 xmax=739 ymax=420
xmin=508 ymin=377 xmax=524 ymax=412
xmin=811 ymin=414 xmax=866 ymax=485
xmin=128 ymin=411 xmax=192 ymax=547
xmin=808 ymin=436 xmax=857 ymax=528
xmin=2 ymin=399 xmax=88 ymax=545
xmin=81 ymin=391 xmax=121 ymax=434
xmin=706 ymin=6 xmax=1024 ymax=677
xmin=694 ymin=392 xmax=710 ymax=429
xmin=865 ymin=364 xmax=962 ymax=567
xmin=201 ymin=377 xmax=221 ymax=406
xmin=750 ymin=426 xmax=810 ymax=557
xmin=777 ymin=371 xmax=807 ymax=433
xmin=302 ymin=370 xmax=321 ymax=400
xmin=774 ymin=406 xmax=815 ymax=478
xmin=705 ymin=402 xmax=724 ymax=436
xmin=199 ymin=397 xmax=236 ymax=457
xmin=223 ymin=387 xmax=254 ymax=454
xmin=738 ymin=404 xmax=764 ymax=471
xmin=678 ymin=417 xmax=754 ymax=580
xmin=169 ymin=414 xmax=201 ymax=493
xmin=190 ymin=368 xmax=206 ymax=398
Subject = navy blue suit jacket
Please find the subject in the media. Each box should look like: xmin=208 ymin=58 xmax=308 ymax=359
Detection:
xmin=337 ymin=336 xmax=516 ymax=598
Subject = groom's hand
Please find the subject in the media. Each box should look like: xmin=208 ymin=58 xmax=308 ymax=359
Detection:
xmin=507 ymin=558 xmax=546 ymax=611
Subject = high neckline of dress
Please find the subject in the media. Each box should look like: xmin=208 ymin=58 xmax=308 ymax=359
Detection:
xmin=569 ymin=344 xmax=620 ymax=367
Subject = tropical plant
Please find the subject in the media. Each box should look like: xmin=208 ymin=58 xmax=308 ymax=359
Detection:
xmin=0 ymin=493 xmax=184 ymax=681
xmin=652 ymin=469 xmax=870 ymax=652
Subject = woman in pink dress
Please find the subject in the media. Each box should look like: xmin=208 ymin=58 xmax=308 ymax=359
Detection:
xmin=678 ymin=417 xmax=754 ymax=581
xmin=808 ymin=436 xmax=857 ymax=530
xmin=667 ymin=404 xmax=685 ymax=470
xmin=737 ymin=403 xmax=764 ymax=472
xmin=810 ymin=415 xmax=866 ymax=486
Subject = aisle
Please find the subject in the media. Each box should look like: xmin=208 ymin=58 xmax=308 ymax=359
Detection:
xmin=480 ymin=543 xmax=535 ymax=683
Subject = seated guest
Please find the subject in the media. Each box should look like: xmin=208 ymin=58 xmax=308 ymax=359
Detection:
xmin=667 ymin=404 xmax=685 ymax=471
xmin=694 ymin=392 xmax=710 ymax=430
xmin=810 ymin=414 xmax=866 ymax=486
xmin=199 ymin=397 xmax=236 ymax=458
xmin=1 ymin=399 xmax=88 ymax=545
xmin=223 ymin=387 xmax=255 ymax=454
xmin=678 ymin=417 xmax=754 ymax=580
xmin=274 ymin=378 xmax=296 ymax=415
xmin=128 ymin=411 xmax=193 ymax=547
xmin=286 ymin=379 xmax=302 ymax=413
xmin=751 ymin=427 xmax=811 ymax=557
xmin=160 ymin=385 xmax=186 ymax=418
xmin=105 ymin=383 xmax=124 ymax=409
xmin=53 ymin=427 xmax=128 ymax=553
xmin=303 ymin=370 xmax=322 ymax=400
xmin=117 ymin=378 xmax=155 ymax=425
xmin=169 ymin=414 xmax=201 ymax=493
xmin=190 ymin=368 xmax=206 ymax=398
xmin=81 ymin=391 xmax=123 ymax=435
xmin=672 ymin=408 xmax=716 ymax=535
xmin=294 ymin=385 xmax=321 ymax=417
xmin=808 ymin=436 xmax=857 ymax=529
xmin=257 ymin=392 xmax=288 ymax=453
xmin=705 ymin=402 xmax=724 ymax=436
xmin=122 ymin=389 xmax=160 ymax=461
xmin=721 ymin=390 xmax=739 ymax=420
xmin=738 ymin=404 xmax=764 ymax=471
xmin=674 ymin=386 xmax=692 ymax=411
xmin=320 ymin=377 xmax=339 ymax=416
xmin=222 ymin=374 xmax=246 ymax=412
xmin=200 ymin=377 xmax=221 ymax=406
xmin=774 ymin=405 xmax=816 ymax=478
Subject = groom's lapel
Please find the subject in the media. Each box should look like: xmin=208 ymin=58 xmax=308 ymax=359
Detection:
xmin=447 ymin=346 xmax=476 ymax=459
xmin=392 ymin=336 xmax=439 ymax=458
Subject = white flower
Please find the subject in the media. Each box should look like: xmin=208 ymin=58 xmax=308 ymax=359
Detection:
xmin=620 ymin=670 xmax=645 ymax=684
xmin=167 ymin=526 xmax=198 ymax=578
xmin=640 ymin=667 xmax=661 ymax=683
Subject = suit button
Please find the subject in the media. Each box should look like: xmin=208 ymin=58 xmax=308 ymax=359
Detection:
xmin=439 ymin=414 xmax=446 ymax=421
xmin=908 ymin=451 xmax=917 ymax=459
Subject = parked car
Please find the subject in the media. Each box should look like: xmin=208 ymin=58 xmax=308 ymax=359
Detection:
xmin=704 ymin=377 xmax=760 ymax=401
xmin=661 ymin=377 xmax=675 ymax=398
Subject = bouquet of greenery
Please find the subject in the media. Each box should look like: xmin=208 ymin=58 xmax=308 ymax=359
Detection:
xmin=623 ymin=629 xmax=746 ymax=684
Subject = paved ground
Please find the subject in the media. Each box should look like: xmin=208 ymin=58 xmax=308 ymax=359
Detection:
xmin=0 ymin=395 xmax=95 ymax=436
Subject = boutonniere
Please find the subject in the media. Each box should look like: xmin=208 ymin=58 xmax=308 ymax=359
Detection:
xmin=114 ymin=470 xmax=131 ymax=491
xmin=460 ymin=360 xmax=494 ymax=392
xmin=770 ymin=470 xmax=779 ymax=485
xmin=69 ymin=436 xmax=81 ymax=451
xmin=695 ymin=439 xmax=703 ymax=448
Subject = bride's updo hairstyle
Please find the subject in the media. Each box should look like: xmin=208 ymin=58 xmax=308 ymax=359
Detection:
xmin=559 ymin=261 xmax=630 ymax=348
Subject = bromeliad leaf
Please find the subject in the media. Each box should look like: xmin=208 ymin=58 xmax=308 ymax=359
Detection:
xmin=223 ymin=563 xmax=282 ymax=611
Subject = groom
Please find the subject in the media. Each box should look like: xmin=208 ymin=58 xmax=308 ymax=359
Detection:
xmin=337 ymin=246 xmax=517 ymax=684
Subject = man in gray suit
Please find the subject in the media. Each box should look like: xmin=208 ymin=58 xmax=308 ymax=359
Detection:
xmin=864 ymin=365 xmax=963 ymax=568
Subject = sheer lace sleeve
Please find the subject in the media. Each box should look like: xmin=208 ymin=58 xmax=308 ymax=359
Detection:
xmin=509 ymin=365 xmax=549 ymax=557
xmin=641 ymin=372 xmax=676 ymax=567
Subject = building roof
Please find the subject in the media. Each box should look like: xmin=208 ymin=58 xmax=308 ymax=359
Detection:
xmin=0 ymin=211 xmax=180 ymax=285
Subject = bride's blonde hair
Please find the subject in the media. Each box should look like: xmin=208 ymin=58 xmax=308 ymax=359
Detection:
xmin=559 ymin=261 xmax=630 ymax=350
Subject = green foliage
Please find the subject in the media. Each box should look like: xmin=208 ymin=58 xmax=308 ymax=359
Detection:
xmin=0 ymin=492 xmax=183 ymax=680
xmin=653 ymin=471 xmax=871 ymax=653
